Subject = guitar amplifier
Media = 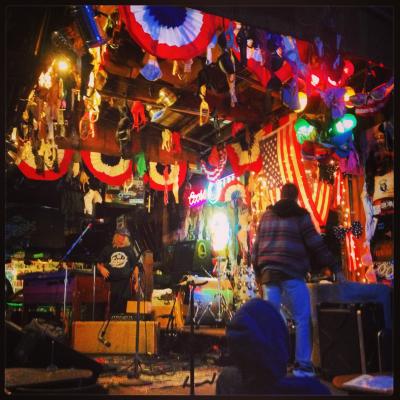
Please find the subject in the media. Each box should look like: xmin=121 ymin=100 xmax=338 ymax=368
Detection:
xmin=317 ymin=303 xmax=385 ymax=379
xmin=72 ymin=321 xmax=159 ymax=354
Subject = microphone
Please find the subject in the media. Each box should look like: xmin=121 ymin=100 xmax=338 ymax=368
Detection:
xmin=91 ymin=218 xmax=105 ymax=224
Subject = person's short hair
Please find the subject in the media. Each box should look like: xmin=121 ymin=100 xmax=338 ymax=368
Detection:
xmin=281 ymin=183 xmax=299 ymax=200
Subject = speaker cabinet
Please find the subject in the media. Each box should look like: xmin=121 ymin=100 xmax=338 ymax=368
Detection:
xmin=317 ymin=303 xmax=385 ymax=379
xmin=72 ymin=321 xmax=159 ymax=354
xmin=170 ymin=240 xmax=212 ymax=284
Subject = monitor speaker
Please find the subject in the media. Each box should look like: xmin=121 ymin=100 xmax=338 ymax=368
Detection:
xmin=5 ymin=320 xmax=102 ymax=383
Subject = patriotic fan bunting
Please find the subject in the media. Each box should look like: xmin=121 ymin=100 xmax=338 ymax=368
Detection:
xmin=220 ymin=179 xmax=249 ymax=205
xmin=259 ymin=114 xmax=333 ymax=228
xmin=119 ymin=6 xmax=220 ymax=60
xmin=226 ymin=138 xmax=263 ymax=177
xmin=80 ymin=151 xmax=132 ymax=186
xmin=147 ymin=161 xmax=187 ymax=191
xmin=16 ymin=141 xmax=73 ymax=181
xmin=201 ymin=148 xmax=227 ymax=182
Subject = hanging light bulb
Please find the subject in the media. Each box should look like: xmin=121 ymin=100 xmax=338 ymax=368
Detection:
xmin=294 ymin=92 xmax=307 ymax=113
xmin=294 ymin=118 xmax=317 ymax=144
xmin=344 ymin=86 xmax=355 ymax=108
xmin=332 ymin=113 xmax=357 ymax=135
xmin=310 ymin=74 xmax=320 ymax=87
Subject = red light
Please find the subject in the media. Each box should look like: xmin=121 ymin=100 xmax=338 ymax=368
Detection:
xmin=327 ymin=76 xmax=338 ymax=86
xmin=311 ymin=74 xmax=320 ymax=86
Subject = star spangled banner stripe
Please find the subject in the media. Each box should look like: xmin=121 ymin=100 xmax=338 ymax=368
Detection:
xmin=259 ymin=114 xmax=333 ymax=228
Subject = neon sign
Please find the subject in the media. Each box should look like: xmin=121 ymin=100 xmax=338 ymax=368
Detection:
xmin=207 ymin=174 xmax=235 ymax=204
xmin=188 ymin=189 xmax=207 ymax=207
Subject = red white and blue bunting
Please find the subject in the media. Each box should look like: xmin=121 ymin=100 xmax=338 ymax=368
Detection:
xmin=80 ymin=151 xmax=132 ymax=186
xmin=16 ymin=141 xmax=73 ymax=181
xmin=119 ymin=6 xmax=219 ymax=60
xmin=201 ymin=148 xmax=227 ymax=182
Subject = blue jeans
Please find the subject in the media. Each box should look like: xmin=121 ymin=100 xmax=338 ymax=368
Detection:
xmin=262 ymin=279 xmax=313 ymax=368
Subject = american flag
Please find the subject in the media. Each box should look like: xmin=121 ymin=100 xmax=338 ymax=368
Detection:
xmin=258 ymin=114 xmax=333 ymax=228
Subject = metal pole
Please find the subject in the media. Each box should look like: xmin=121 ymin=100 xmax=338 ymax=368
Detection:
xmin=190 ymin=284 xmax=195 ymax=396
xmin=92 ymin=263 xmax=96 ymax=320
xmin=61 ymin=223 xmax=93 ymax=320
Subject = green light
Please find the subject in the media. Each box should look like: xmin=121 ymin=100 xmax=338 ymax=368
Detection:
xmin=294 ymin=118 xmax=317 ymax=144
xmin=333 ymin=114 xmax=357 ymax=135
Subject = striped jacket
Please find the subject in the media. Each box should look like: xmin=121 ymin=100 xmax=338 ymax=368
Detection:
xmin=251 ymin=199 xmax=339 ymax=280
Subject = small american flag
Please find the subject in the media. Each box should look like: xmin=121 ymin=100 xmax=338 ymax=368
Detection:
xmin=258 ymin=114 xmax=333 ymax=228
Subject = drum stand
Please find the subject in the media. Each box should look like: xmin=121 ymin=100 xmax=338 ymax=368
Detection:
xmin=195 ymin=256 xmax=232 ymax=326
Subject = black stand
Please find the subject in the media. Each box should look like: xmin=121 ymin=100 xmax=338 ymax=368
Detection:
xmin=123 ymin=272 xmax=151 ymax=386
xmin=60 ymin=223 xmax=93 ymax=322
xmin=183 ymin=279 xmax=208 ymax=395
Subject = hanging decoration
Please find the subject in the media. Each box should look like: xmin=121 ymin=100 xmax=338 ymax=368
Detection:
xmin=217 ymin=26 xmax=238 ymax=108
xmin=130 ymin=100 xmax=147 ymax=132
xmin=80 ymin=150 xmax=132 ymax=186
xmin=171 ymin=131 xmax=182 ymax=154
xmin=220 ymin=179 xmax=249 ymax=205
xmin=146 ymin=161 xmax=187 ymax=191
xmin=348 ymin=77 xmax=394 ymax=116
xmin=133 ymin=151 xmax=147 ymax=178
xmin=119 ymin=6 xmax=220 ymax=60
xmin=198 ymin=84 xmax=210 ymax=126
xmin=116 ymin=104 xmax=133 ymax=159
xmin=161 ymin=128 xmax=172 ymax=152
xmin=333 ymin=221 xmax=363 ymax=241
xmin=226 ymin=136 xmax=263 ymax=177
xmin=201 ymin=147 xmax=227 ymax=182
xmin=15 ymin=141 xmax=73 ymax=181
xmin=140 ymin=54 xmax=162 ymax=81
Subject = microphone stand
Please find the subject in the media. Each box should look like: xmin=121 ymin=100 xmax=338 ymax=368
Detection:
xmin=61 ymin=222 xmax=93 ymax=324
xmin=124 ymin=264 xmax=151 ymax=386
xmin=183 ymin=279 xmax=208 ymax=395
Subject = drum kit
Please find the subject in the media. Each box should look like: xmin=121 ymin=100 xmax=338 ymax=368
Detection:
xmin=179 ymin=256 xmax=233 ymax=326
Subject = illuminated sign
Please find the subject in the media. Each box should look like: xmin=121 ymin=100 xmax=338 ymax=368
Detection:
xmin=188 ymin=189 xmax=207 ymax=207
xmin=207 ymin=174 xmax=235 ymax=204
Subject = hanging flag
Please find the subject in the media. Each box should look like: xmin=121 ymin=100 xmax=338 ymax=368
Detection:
xmin=119 ymin=6 xmax=220 ymax=60
xmin=258 ymin=114 xmax=333 ymax=227
xmin=81 ymin=151 xmax=132 ymax=186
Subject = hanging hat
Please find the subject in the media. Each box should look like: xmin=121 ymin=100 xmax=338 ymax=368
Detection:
xmin=218 ymin=50 xmax=236 ymax=75
xmin=115 ymin=226 xmax=131 ymax=237
xmin=281 ymin=79 xmax=300 ymax=110
xmin=140 ymin=55 xmax=162 ymax=81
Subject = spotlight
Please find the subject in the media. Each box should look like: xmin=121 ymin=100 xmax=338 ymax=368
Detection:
xmin=57 ymin=58 xmax=70 ymax=72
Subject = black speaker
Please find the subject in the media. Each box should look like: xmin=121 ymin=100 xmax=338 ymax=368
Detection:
xmin=193 ymin=240 xmax=213 ymax=273
xmin=317 ymin=303 xmax=385 ymax=379
xmin=171 ymin=240 xmax=213 ymax=284
xmin=5 ymin=320 xmax=103 ymax=383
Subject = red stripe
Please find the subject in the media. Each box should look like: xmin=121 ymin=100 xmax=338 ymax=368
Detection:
xmin=288 ymin=117 xmax=326 ymax=226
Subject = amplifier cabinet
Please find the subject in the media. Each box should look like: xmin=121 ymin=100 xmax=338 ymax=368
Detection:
xmin=72 ymin=321 xmax=159 ymax=354
xmin=317 ymin=303 xmax=385 ymax=379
